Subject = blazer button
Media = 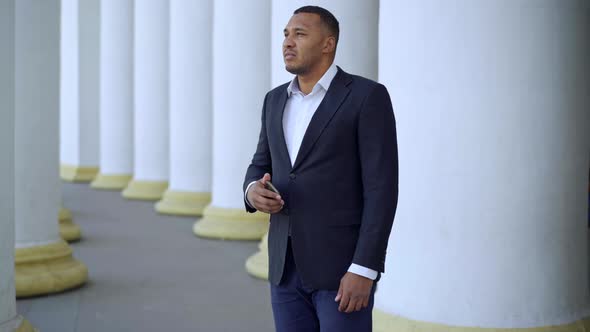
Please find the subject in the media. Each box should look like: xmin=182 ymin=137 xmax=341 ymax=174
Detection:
xmin=289 ymin=173 xmax=296 ymax=180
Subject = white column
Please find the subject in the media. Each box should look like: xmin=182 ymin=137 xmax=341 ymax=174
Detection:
xmin=91 ymin=0 xmax=134 ymax=190
xmin=193 ymin=0 xmax=270 ymax=240
xmin=14 ymin=0 xmax=88 ymax=298
xmin=375 ymin=2 xmax=590 ymax=330
xmin=122 ymin=0 xmax=169 ymax=200
xmin=0 ymin=2 xmax=33 ymax=330
xmin=245 ymin=0 xmax=380 ymax=277
xmin=155 ymin=0 xmax=213 ymax=216
xmin=59 ymin=0 xmax=100 ymax=182
xmin=271 ymin=0 xmax=379 ymax=86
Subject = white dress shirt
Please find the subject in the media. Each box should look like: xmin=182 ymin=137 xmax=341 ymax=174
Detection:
xmin=246 ymin=63 xmax=378 ymax=281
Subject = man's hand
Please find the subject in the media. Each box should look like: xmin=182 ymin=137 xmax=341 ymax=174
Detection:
xmin=247 ymin=173 xmax=284 ymax=214
xmin=335 ymin=272 xmax=374 ymax=313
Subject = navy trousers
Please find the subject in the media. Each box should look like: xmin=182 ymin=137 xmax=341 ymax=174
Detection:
xmin=270 ymin=240 xmax=375 ymax=332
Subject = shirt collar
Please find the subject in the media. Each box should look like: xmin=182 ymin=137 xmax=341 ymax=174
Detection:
xmin=286 ymin=63 xmax=338 ymax=97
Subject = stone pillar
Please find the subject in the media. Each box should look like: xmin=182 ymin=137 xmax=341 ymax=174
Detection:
xmin=0 ymin=2 xmax=35 ymax=330
xmin=155 ymin=0 xmax=212 ymax=216
xmin=245 ymin=0 xmax=380 ymax=278
xmin=374 ymin=2 xmax=590 ymax=331
xmin=122 ymin=0 xmax=169 ymax=200
xmin=193 ymin=0 xmax=271 ymax=240
xmin=14 ymin=0 xmax=88 ymax=298
xmin=91 ymin=0 xmax=134 ymax=190
xmin=59 ymin=0 xmax=100 ymax=182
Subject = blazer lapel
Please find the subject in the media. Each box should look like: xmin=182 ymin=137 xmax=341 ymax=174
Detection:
xmin=292 ymin=69 xmax=352 ymax=170
xmin=270 ymin=88 xmax=291 ymax=170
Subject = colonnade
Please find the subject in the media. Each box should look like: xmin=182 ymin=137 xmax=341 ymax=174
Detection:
xmin=2 ymin=1 xmax=589 ymax=331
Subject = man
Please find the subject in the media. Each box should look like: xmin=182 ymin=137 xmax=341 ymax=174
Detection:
xmin=243 ymin=6 xmax=398 ymax=332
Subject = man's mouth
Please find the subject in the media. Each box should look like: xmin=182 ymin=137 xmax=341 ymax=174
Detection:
xmin=284 ymin=52 xmax=296 ymax=60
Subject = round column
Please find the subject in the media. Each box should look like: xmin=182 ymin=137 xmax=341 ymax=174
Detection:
xmin=193 ymin=0 xmax=270 ymax=240
xmin=155 ymin=0 xmax=212 ymax=216
xmin=245 ymin=0 xmax=380 ymax=275
xmin=0 ymin=2 xmax=34 ymax=330
xmin=91 ymin=0 xmax=134 ymax=190
xmin=14 ymin=0 xmax=88 ymax=297
xmin=375 ymin=2 xmax=590 ymax=331
xmin=59 ymin=0 xmax=100 ymax=182
xmin=122 ymin=0 xmax=169 ymax=200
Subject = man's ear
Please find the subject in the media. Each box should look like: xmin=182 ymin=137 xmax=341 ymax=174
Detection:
xmin=323 ymin=36 xmax=336 ymax=54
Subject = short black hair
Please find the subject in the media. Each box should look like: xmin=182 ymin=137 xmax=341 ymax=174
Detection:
xmin=293 ymin=5 xmax=339 ymax=46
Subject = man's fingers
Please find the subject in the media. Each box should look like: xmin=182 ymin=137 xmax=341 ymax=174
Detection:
xmin=345 ymin=296 xmax=358 ymax=313
xmin=338 ymin=292 xmax=350 ymax=312
xmin=362 ymin=296 xmax=369 ymax=309
xmin=335 ymin=284 xmax=343 ymax=302
xmin=354 ymin=297 xmax=364 ymax=311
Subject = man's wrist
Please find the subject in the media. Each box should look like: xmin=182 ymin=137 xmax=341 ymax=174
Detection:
xmin=348 ymin=263 xmax=378 ymax=280
xmin=244 ymin=181 xmax=258 ymax=209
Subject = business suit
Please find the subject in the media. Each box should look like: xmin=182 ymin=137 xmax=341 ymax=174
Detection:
xmin=243 ymin=67 xmax=398 ymax=292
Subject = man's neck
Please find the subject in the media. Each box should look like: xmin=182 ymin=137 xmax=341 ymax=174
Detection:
xmin=296 ymin=61 xmax=333 ymax=95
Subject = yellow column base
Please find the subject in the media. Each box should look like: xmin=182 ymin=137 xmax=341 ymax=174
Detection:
xmin=245 ymin=230 xmax=269 ymax=280
xmin=15 ymin=240 xmax=88 ymax=298
xmin=373 ymin=309 xmax=590 ymax=332
xmin=58 ymin=207 xmax=81 ymax=242
xmin=15 ymin=317 xmax=37 ymax=332
xmin=58 ymin=206 xmax=72 ymax=221
xmin=90 ymin=173 xmax=132 ymax=190
xmin=122 ymin=180 xmax=168 ymax=201
xmin=155 ymin=190 xmax=211 ymax=216
xmin=59 ymin=219 xmax=81 ymax=242
xmin=193 ymin=206 xmax=268 ymax=240
xmin=60 ymin=164 xmax=99 ymax=182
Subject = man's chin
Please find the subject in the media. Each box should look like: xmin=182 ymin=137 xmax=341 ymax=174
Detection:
xmin=285 ymin=65 xmax=302 ymax=75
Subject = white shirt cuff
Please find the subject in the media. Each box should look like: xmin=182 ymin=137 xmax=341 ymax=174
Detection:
xmin=348 ymin=263 xmax=378 ymax=280
xmin=244 ymin=181 xmax=257 ymax=209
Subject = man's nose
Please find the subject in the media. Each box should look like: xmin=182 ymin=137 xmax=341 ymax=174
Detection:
xmin=283 ymin=36 xmax=294 ymax=49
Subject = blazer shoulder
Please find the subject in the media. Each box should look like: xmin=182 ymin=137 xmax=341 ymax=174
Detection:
xmin=348 ymin=73 xmax=381 ymax=91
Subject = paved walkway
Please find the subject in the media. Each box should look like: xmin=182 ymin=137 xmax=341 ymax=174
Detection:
xmin=17 ymin=182 xmax=274 ymax=332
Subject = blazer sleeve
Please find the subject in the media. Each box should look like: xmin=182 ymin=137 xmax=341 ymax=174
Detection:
xmin=243 ymin=92 xmax=272 ymax=213
xmin=352 ymin=83 xmax=399 ymax=272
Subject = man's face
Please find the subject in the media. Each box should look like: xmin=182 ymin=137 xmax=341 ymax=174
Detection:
xmin=283 ymin=13 xmax=330 ymax=75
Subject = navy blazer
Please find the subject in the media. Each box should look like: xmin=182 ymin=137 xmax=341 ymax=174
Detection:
xmin=244 ymin=67 xmax=398 ymax=290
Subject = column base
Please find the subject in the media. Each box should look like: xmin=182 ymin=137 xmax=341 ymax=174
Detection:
xmin=15 ymin=317 xmax=36 ymax=332
xmin=0 ymin=316 xmax=37 ymax=332
xmin=59 ymin=219 xmax=81 ymax=242
xmin=155 ymin=190 xmax=211 ymax=216
xmin=15 ymin=240 xmax=88 ymax=298
xmin=373 ymin=310 xmax=590 ymax=332
xmin=121 ymin=180 xmax=168 ymax=201
xmin=58 ymin=206 xmax=72 ymax=221
xmin=90 ymin=173 xmax=132 ymax=190
xmin=58 ymin=207 xmax=81 ymax=242
xmin=60 ymin=164 xmax=99 ymax=182
xmin=245 ymin=231 xmax=269 ymax=280
xmin=193 ymin=206 xmax=268 ymax=240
